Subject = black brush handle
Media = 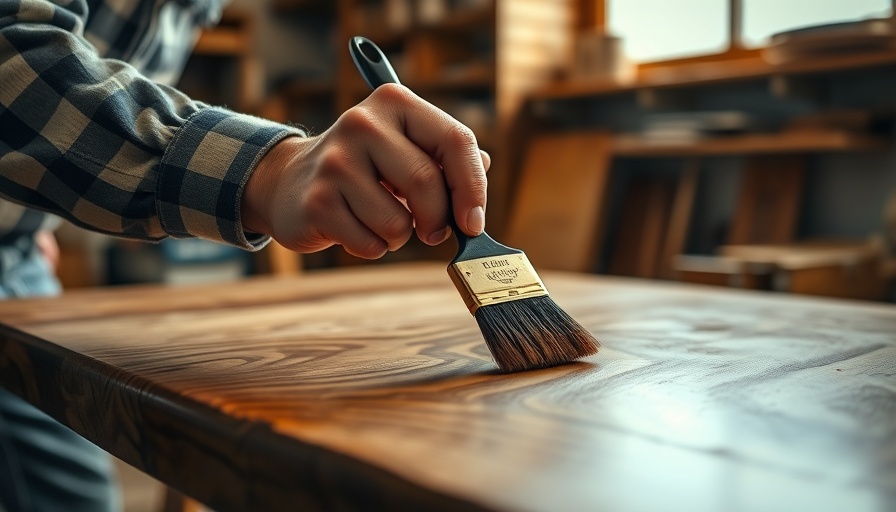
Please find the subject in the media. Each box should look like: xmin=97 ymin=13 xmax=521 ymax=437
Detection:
xmin=349 ymin=36 xmax=402 ymax=88
xmin=348 ymin=36 xmax=521 ymax=264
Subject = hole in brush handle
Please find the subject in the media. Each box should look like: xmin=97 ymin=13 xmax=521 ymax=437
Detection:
xmin=359 ymin=41 xmax=382 ymax=63
xmin=349 ymin=36 xmax=401 ymax=88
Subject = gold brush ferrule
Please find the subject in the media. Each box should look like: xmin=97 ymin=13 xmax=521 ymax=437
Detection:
xmin=447 ymin=253 xmax=549 ymax=315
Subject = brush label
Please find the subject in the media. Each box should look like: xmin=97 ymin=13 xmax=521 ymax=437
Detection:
xmin=484 ymin=267 xmax=519 ymax=284
xmin=447 ymin=254 xmax=549 ymax=314
xmin=481 ymin=258 xmax=510 ymax=268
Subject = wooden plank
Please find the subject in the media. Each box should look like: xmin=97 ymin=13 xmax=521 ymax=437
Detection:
xmin=193 ymin=29 xmax=250 ymax=56
xmin=1 ymin=263 xmax=894 ymax=512
xmin=611 ymin=131 xmax=887 ymax=158
xmin=0 ymin=262 xmax=444 ymax=324
xmin=491 ymin=0 xmax=575 ymax=234
xmin=263 ymin=242 xmax=303 ymax=276
xmin=673 ymin=254 xmax=773 ymax=289
xmin=719 ymin=241 xmax=882 ymax=269
xmin=534 ymin=49 xmax=896 ymax=100
xmin=680 ymin=241 xmax=890 ymax=299
xmin=728 ymin=155 xmax=805 ymax=245
xmin=608 ymin=178 xmax=675 ymax=278
xmin=782 ymin=260 xmax=887 ymax=300
xmin=504 ymin=131 xmax=613 ymax=272
xmin=719 ymin=241 xmax=888 ymax=300
xmin=659 ymin=159 xmax=699 ymax=278
xmin=576 ymin=0 xmax=606 ymax=32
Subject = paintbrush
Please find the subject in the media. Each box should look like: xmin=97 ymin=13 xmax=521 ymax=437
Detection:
xmin=349 ymin=36 xmax=599 ymax=372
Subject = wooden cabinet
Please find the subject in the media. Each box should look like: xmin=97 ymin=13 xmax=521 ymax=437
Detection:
xmin=182 ymin=9 xmax=261 ymax=113
xmin=511 ymin=49 xmax=896 ymax=300
xmin=267 ymin=1 xmax=499 ymax=141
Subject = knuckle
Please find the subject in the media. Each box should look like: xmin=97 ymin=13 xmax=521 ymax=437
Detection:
xmin=303 ymin=185 xmax=335 ymax=218
xmin=318 ymin=148 xmax=351 ymax=178
xmin=407 ymin=157 xmax=438 ymax=191
xmin=371 ymin=83 xmax=412 ymax=105
xmin=445 ymin=123 xmax=477 ymax=149
xmin=337 ymin=106 xmax=380 ymax=135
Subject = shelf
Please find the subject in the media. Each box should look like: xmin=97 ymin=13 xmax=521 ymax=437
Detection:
xmin=271 ymin=0 xmax=334 ymax=14
xmin=611 ymin=130 xmax=888 ymax=157
xmin=424 ymin=5 xmax=494 ymax=33
xmin=192 ymin=8 xmax=252 ymax=57
xmin=411 ymin=72 xmax=494 ymax=94
xmin=359 ymin=6 xmax=494 ymax=50
xmin=534 ymin=49 xmax=896 ymax=101
xmin=719 ymin=241 xmax=881 ymax=270
xmin=194 ymin=28 xmax=249 ymax=56
xmin=348 ymin=72 xmax=494 ymax=98
xmin=278 ymin=78 xmax=336 ymax=99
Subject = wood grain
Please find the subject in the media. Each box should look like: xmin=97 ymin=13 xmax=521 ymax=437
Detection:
xmin=0 ymin=263 xmax=894 ymax=512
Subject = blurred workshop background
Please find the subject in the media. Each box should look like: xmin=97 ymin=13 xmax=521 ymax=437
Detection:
xmin=55 ymin=0 xmax=896 ymax=306
xmin=39 ymin=1 xmax=894 ymax=509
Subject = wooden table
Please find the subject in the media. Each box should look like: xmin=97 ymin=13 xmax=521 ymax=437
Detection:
xmin=0 ymin=263 xmax=893 ymax=512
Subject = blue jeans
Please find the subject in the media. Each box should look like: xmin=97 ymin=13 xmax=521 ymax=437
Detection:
xmin=0 ymin=245 xmax=120 ymax=512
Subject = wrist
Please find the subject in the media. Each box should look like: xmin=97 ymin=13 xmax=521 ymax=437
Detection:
xmin=241 ymin=136 xmax=303 ymax=236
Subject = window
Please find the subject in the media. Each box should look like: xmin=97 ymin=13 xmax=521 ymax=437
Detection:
xmin=608 ymin=0 xmax=729 ymax=62
xmin=606 ymin=0 xmax=893 ymax=64
xmin=742 ymin=0 xmax=891 ymax=48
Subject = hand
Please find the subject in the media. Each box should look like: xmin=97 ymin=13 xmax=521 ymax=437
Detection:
xmin=242 ymin=84 xmax=490 ymax=259
xmin=34 ymin=231 xmax=59 ymax=270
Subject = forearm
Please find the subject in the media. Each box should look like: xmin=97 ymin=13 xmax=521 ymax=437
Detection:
xmin=0 ymin=0 xmax=302 ymax=249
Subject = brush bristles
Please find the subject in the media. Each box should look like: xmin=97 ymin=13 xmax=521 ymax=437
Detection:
xmin=474 ymin=295 xmax=599 ymax=373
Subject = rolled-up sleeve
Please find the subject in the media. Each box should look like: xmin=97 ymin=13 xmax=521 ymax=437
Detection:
xmin=0 ymin=0 xmax=303 ymax=249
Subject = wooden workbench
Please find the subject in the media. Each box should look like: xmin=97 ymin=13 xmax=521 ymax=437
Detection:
xmin=0 ymin=263 xmax=893 ymax=511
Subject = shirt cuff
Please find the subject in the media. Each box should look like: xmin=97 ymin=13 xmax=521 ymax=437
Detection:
xmin=157 ymin=107 xmax=304 ymax=250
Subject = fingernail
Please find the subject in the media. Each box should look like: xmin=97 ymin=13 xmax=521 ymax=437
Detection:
xmin=427 ymin=226 xmax=451 ymax=245
xmin=467 ymin=206 xmax=485 ymax=235
xmin=479 ymin=150 xmax=491 ymax=171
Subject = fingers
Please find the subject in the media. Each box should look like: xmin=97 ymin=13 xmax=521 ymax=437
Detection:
xmin=340 ymin=173 xmax=414 ymax=251
xmin=264 ymin=85 xmax=489 ymax=259
xmin=287 ymin=186 xmax=400 ymax=260
xmin=362 ymin=84 xmax=488 ymax=237
xmin=307 ymin=146 xmax=414 ymax=257
xmin=480 ymin=150 xmax=491 ymax=172
xmin=321 ymin=196 xmax=390 ymax=260
xmin=365 ymin=132 xmax=452 ymax=246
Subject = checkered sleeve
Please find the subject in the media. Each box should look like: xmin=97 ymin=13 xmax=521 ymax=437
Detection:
xmin=0 ymin=0 xmax=304 ymax=250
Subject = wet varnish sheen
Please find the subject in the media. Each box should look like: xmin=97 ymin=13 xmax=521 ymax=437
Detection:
xmin=0 ymin=263 xmax=893 ymax=512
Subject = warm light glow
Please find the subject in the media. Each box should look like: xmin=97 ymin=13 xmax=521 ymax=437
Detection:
xmin=608 ymin=0 xmax=893 ymax=62
xmin=742 ymin=0 xmax=892 ymax=48
xmin=608 ymin=0 xmax=729 ymax=62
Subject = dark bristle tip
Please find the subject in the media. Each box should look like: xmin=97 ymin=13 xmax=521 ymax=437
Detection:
xmin=474 ymin=295 xmax=600 ymax=373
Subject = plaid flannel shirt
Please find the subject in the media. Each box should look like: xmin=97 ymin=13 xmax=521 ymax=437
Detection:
xmin=0 ymin=0 xmax=304 ymax=265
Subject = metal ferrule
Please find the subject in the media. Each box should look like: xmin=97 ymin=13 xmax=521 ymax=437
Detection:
xmin=447 ymin=253 xmax=549 ymax=315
